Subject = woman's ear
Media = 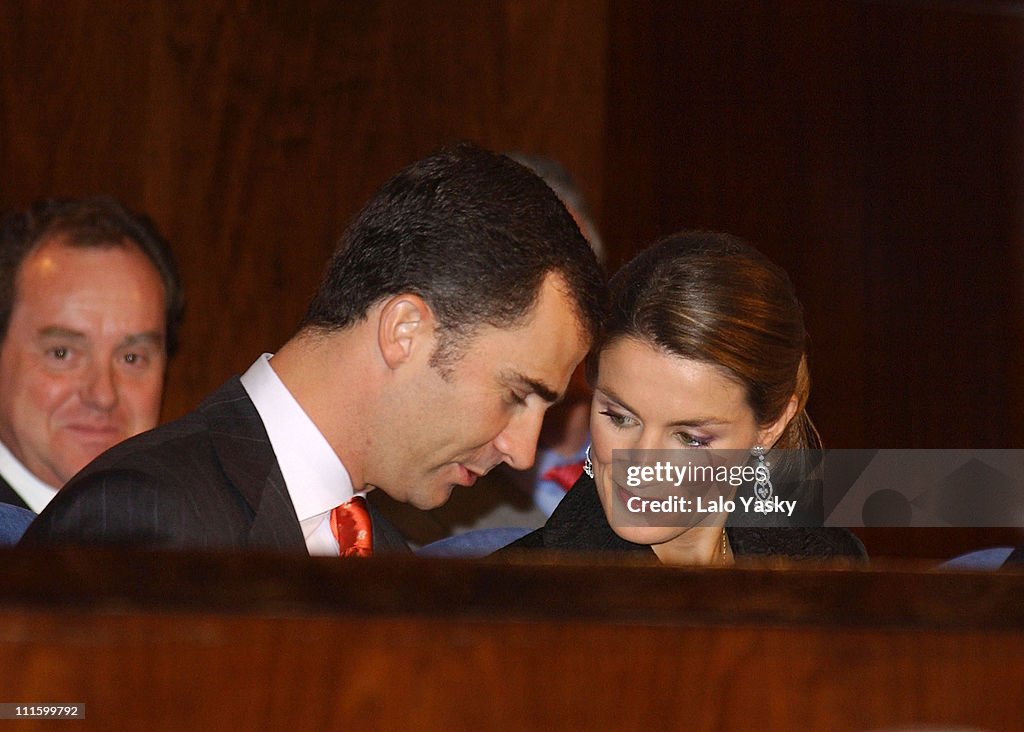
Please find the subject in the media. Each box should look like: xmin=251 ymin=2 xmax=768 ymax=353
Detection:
xmin=757 ymin=393 xmax=799 ymax=449
xmin=377 ymin=294 xmax=434 ymax=369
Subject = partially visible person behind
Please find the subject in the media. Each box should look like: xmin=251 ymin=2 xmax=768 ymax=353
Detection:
xmin=0 ymin=197 xmax=183 ymax=513
xmin=0 ymin=502 xmax=35 ymax=545
xmin=505 ymin=153 xmax=604 ymax=517
xmin=501 ymin=231 xmax=865 ymax=565
xmin=21 ymin=144 xmax=605 ymax=555
xmin=506 ymin=153 xmax=605 ymax=263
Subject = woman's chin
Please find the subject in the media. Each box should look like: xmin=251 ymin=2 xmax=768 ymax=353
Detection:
xmin=598 ymin=477 xmax=700 ymax=546
xmin=609 ymin=524 xmax=684 ymax=547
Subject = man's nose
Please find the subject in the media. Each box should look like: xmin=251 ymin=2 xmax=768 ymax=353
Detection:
xmin=81 ymin=360 xmax=118 ymax=411
xmin=493 ymin=407 xmax=545 ymax=470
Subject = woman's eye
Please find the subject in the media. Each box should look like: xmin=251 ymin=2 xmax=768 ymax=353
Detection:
xmin=600 ymin=409 xmax=635 ymax=428
xmin=677 ymin=432 xmax=711 ymax=447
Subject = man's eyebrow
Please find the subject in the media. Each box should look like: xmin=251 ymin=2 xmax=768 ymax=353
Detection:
xmin=505 ymin=371 xmax=561 ymax=404
xmin=37 ymin=328 xmax=165 ymax=349
xmin=117 ymin=332 xmax=165 ymax=349
xmin=38 ymin=326 xmax=86 ymax=341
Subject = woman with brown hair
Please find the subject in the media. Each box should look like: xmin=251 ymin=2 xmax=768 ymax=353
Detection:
xmin=502 ymin=231 xmax=864 ymax=565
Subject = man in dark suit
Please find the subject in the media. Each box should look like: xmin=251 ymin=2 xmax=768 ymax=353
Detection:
xmin=22 ymin=144 xmax=606 ymax=556
xmin=0 ymin=197 xmax=183 ymax=514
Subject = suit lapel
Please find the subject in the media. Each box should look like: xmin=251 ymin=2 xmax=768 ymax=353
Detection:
xmin=248 ymin=470 xmax=309 ymax=550
xmin=199 ymin=377 xmax=410 ymax=555
xmin=200 ymin=378 xmax=306 ymax=552
xmin=366 ymin=499 xmax=411 ymax=554
xmin=0 ymin=476 xmax=31 ymax=511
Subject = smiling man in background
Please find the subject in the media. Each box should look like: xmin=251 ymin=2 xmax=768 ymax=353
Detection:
xmin=0 ymin=197 xmax=183 ymax=512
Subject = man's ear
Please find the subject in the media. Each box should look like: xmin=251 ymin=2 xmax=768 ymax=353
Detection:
xmin=756 ymin=393 xmax=799 ymax=449
xmin=378 ymin=294 xmax=434 ymax=369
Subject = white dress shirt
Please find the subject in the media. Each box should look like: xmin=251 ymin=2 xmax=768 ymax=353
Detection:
xmin=240 ymin=353 xmax=358 ymax=556
xmin=0 ymin=439 xmax=57 ymax=513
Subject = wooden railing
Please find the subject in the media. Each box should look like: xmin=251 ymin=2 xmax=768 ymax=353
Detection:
xmin=0 ymin=548 xmax=1022 ymax=730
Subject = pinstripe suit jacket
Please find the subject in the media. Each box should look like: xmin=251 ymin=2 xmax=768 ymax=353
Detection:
xmin=20 ymin=377 xmax=409 ymax=554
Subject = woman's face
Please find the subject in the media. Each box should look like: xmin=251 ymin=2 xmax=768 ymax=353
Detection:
xmin=590 ymin=337 xmax=790 ymax=547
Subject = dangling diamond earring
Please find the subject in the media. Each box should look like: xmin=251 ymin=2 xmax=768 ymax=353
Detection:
xmin=751 ymin=445 xmax=773 ymax=500
xmin=583 ymin=444 xmax=594 ymax=478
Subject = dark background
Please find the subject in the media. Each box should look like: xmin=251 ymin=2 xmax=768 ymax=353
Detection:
xmin=3 ymin=0 xmax=1023 ymax=556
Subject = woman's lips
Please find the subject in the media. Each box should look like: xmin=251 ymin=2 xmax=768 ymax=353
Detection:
xmin=615 ymin=481 xmax=637 ymax=504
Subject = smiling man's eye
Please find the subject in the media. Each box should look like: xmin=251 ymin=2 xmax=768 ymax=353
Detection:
xmin=47 ymin=346 xmax=69 ymax=360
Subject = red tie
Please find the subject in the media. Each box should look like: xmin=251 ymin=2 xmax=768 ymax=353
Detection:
xmin=330 ymin=496 xmax=373 ymax=557
xmin=542 ymin=460 xmax=585 ymax=492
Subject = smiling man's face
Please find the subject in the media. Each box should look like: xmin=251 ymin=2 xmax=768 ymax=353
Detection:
xmin=0 ymin=235 xmax=167 ymax=487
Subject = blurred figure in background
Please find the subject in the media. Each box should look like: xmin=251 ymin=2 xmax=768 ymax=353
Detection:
xmin=506 ymin=153 xmax=605 ymax=262
xmin=505 ymin=153 xmax=605 ymax=517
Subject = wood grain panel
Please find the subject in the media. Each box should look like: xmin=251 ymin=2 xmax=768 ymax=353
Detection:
xmin=0 ymin=549 xmax=1022 ymax=729
xmin=0 ymin=0 xmax=609 ymax=420
xmin=601 ymin=1 xmax=1024 ymax=558
xmin=603 ymin=1 xmax=1024 ymax=452
xmin=606 ymin=0 xmax=871 ymax=445
xmin=2 ymin=612 xmax=1023 ymax=730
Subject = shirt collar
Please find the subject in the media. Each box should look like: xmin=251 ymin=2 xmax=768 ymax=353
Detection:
xmin=239 ymin=353 xmax=354 ymax=521
xmin=0 ymin=439 xmax=57 ymax=513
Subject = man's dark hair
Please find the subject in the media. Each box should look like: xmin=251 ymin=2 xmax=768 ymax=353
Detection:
xmin=303 ymin=143 xmax=605 ymax=365
xmin=0 ymin=196 xmax=185 ymax=355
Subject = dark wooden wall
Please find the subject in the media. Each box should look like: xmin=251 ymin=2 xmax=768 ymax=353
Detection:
xmin=0 ymin=0 xmax=610 ymax=420
xmin=600 ymin=1 xmax=1024 ymax=557
xmin=604 ymin=0 xmax=1024 ymax=449
xmin=3 ymin=2 xmax=1024 ymax=556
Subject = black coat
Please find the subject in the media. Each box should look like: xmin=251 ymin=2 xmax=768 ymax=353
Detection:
xmin=502 ymin=475 xmax=866 ymax=561
xmin=20 ymin=377 xmax=409 ymax=554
